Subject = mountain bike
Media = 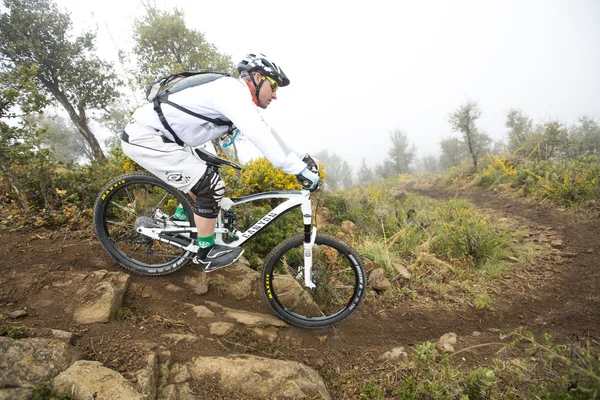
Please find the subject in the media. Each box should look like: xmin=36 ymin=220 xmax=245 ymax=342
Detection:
xmin=93 ymin=149 xmax=366 ymax=328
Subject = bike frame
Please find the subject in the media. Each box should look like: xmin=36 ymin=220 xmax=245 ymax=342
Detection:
xmin=137 ymin=189 xmax=317 ymax=289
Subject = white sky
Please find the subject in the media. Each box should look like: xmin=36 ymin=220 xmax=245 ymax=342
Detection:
xmin=56 ymin=0 xmax=600 ymax=171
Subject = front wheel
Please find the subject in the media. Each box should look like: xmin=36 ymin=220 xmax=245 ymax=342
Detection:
xmin=94 ymin=172 xmax=196 ymax=276
xmin=262 ymin=235 xmax=366 ymax=329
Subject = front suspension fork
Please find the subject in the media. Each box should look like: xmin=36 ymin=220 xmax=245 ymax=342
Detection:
xmin=303 ymin=226 xmax=317 ymax=289
xmin=302 ymin=195 xmax=317 ymax=289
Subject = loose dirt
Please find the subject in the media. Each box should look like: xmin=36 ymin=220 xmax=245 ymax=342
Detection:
xmin=1 ymin=183 xmax=598 ymax=398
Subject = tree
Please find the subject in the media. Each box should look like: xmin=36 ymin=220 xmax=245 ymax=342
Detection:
xmin=375 ymin=160 xmax=396 ymax=179
xmin=132 ymin=5 xmax=236 ymax=155
xmin=0 ymin=0 xmax=122 ymax=162
xmin=569 ymin=116 xmax=600 ymax=158
xmin=420 ymin=155 xmax=440 ymax=173
xmin=100 ymin=105 xmax=134 ymax=151
xmin=0 ymin=62 xmax=50 ymax=205
xmin=505 ymin=109 xmax=533 ymax=154
xmin=314 ymin=150 xmax=353 ymax=189
xmin=387 ymin=129 xmax=416 ymax=174
xmin=439 ymin=137 xmax=467 ymax=169
xmin=32 ymin=114 xmax=92 ymax=162
xmin=449 ymin=101 xmax=491 ymax=168
xmin=133 ymin=5 xmax=236 ymax=86
xmin=357 ymin=159 xmax=375 ymax=184
xmin=537 ymin=120 xmax=569 ymax=161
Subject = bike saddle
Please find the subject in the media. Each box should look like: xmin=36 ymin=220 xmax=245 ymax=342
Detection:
xmin=194 ymin=148 xmax=242 ymax=170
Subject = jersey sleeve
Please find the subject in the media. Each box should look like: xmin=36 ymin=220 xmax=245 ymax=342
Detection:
xmin=211 ymin=80 xmax=307 ymax=175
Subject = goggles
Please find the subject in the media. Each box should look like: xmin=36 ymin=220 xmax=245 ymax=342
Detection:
xmin=262 ymin=75 xmax=278 ymax=92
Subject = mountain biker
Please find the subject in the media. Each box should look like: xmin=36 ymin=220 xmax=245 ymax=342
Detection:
xmin=121 ymin=53 xmax=320 ymax=272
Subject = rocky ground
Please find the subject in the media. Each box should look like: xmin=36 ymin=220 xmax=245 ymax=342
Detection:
xmin=0 ymin=183 xmax=599 ymax=399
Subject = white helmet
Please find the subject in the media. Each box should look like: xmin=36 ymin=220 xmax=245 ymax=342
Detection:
xmin=237 ymin=53 xmax=290 ymax=87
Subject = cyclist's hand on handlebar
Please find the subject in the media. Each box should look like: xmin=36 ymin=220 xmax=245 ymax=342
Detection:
xmin=296 ymin=168 xmax=319 ymax=191
xmin=302 ymin=154 xmax=319 ymax=174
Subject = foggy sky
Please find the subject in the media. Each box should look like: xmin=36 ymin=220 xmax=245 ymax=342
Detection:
xmin=57 ymin=0 xmax=600 ymax=171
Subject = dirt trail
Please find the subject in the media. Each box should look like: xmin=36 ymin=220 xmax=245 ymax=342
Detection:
xmin=416 ymin=185 xmax=600 ymax=342
xmin=1 ymin=184 xmax=598 ymax=396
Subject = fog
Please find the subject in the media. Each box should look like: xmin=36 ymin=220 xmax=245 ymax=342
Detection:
xmin=57 ymin=0 xmax=600 ymax=172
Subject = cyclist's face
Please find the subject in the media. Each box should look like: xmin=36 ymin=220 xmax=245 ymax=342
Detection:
xmin=254 ymin=73 xmax=277 ymax=109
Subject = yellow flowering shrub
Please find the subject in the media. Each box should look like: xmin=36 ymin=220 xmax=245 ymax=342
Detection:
xmin=223 ymin=157 xmax=305 ymax=197
xmin=479 ymin=154 xmax=518 ymax=187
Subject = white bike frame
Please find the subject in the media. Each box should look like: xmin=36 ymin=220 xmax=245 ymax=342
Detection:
xmin=137 ymin=189 xmax=317 ymax=289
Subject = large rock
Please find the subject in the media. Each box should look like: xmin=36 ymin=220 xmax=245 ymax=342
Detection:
xmin=182 ymin=270 xmax=208 ymax=295
xmin=53 ymin=360 xmax=144 ymax=400
xmin=158 ymin=382 xmax=195 ymax=400
xmin=224 ymin=309 xmax=287 ymax=328
xmin=368 ymin=268 xmax=391 ymax=291
xmin=134 ymin=353 xmax=158 ymax=400
xmin=437 ymin=332 xmax=458 ymax=353
xmin=341 ymin=221 xmax=356 ymax=234
xmin=203 ymin=301 xmax=287 ymax=328
xmin=72 ymin=270 xmax=130 ymax=324
xmin=0 ymin=387 xmax=32 ymax=400
xmin=187 ymin=355 xmax=331 ymax=399
xmin=0 ymin=337 xmax=82 ymax=389
xmin=271 ymin=275 xmax=321 ymax=314
xmin=380 ymin=347 xmax=408 ymax=363
xmin=206 ymin=261 xmax=260 ymax=300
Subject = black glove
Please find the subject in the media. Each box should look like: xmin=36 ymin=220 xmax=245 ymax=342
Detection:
xmin=302 ymin=154 xmax=319 ymax=174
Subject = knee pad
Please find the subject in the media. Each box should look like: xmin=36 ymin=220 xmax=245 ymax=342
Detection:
xmin=190 ymin=168 xmax=225 ymax=218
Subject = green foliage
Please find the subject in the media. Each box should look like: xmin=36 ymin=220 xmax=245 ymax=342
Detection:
xmin=440 ymin=137 xmax=469 ymax=169
xmin=360 ymin=380 xmax=386 ymax=399
xmin=30 ymin=114 xmax=92 ymax=162
xmin=0 ymin=140 xmax=133 ymax=228
xmin=385 ymin=129 xmax=416 ymax=174
xmin=314 ymin=150 xmax=353 ymax=189
xmin=357 ymin=158 xmax=376 ymax=183
xmin=0 ymin=325 xmax=26 ymax=339
xmin=477 ymin=153 xmax=600 ymax=208
xmin=463 ymin=368 xmax=496 ymax=400
xmin=432 ymin=199 xmax=507 ymax=266
xmin=325 ymin=177 xmax=528 ymax=309
xmin=499 ymin=330 xmax=600 ymax=399
xmin=232 ymin=202 xmax=302 ymax=270
xmin=30 ymin=382 xmax=73 ymax=400
xmin=506 ymin=108 xmax=534 ymax=154
xmin=133 ymin=5 xmax=235 ymax=86
xmin=222 ymin=157 xmax=302 ymax=197
xmin=323 ymin=192 xmax=362 ymax=224
xmin=414 ymin=341 xmax=437 ymax=368
xmin=0 ymin=0 xmax=122 ymax=161
xmin=449 ymin=100 xmax=492 ymax=168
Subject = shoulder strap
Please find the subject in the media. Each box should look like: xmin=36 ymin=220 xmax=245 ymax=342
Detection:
xmin=152 ymin=74 xmax=233 ymax=146
xmin=153 ymin=99 xmax=185 ymax=146
xmin=162 ymin=100 xmax=232 ymax=127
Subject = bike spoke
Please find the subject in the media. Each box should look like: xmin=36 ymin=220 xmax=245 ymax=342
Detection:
xmin=124 ymin=187 xmax=134 ymax=206
xmin=106 ymin=219 xmax=133 ymax=228
xmin=329 ymin=285 xmax=354 ymax=289
xmin=153 ymin=192 xmax=170 ymax=215
xmin=110 ymin=200 xmax=136 ymax=216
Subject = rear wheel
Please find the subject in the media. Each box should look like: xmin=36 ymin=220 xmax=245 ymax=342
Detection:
xmin=262 ymin=235 xmax=366 ymax=328
xmin=94 ymin=172 xmax=196 ymax=275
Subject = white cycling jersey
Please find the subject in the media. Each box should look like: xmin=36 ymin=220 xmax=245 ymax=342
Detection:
xmin=128 ymin=76 xmax=306 ymax=175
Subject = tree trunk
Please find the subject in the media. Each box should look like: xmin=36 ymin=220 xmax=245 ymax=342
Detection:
xmin=231 ymin=141 xmax=240 ymax=162
xmin=465 ymin=127 xmax=478 ymax=168
xmin=0 ymin=165 xmax=29 ymax=209
xmin=47 ymin=85 xmax=106 ymax=163
xmin=211 ymin=139 xmax=225 ymax=157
